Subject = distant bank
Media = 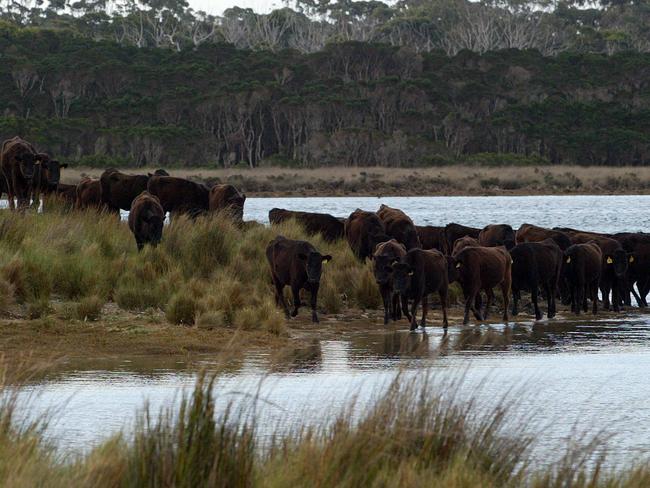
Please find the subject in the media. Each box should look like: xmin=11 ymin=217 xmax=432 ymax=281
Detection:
xmin=62 ymin=165 xmax=650 ymax=198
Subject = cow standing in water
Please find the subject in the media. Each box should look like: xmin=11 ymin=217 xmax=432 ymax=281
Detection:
xmin=392 ymin=248 xmax=450 ymax=331
xmin=372 ymin=239 xmax=409 ymax=325
xmin=510 ymin=239 xmax=563 ymax=320
xmin=563 ymin=242 xmax=602 ymax=315
xmin=266 ymin=236 xmax=332 ymax=323
xmin=452 ymin=246 xmax=512 ymax=325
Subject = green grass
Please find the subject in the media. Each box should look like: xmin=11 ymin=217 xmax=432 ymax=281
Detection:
xmin=2 ymin=363 xmax=650 ymax=487
xmin=0 ymin=209 xmax=378 ymax=331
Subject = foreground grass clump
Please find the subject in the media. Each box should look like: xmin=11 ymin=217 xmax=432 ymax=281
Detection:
xmin=2 ymin=366 xmax=650 ymax=487
xmin=0 ymin=210 xmax=379 ymax=329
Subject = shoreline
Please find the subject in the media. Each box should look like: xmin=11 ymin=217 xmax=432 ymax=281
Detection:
xmin=62 ymin=165 xmax=650 ymax=198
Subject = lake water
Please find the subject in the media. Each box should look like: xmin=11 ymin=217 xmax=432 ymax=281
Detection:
xmin=17 ymin=195 xmax=650 ymax=466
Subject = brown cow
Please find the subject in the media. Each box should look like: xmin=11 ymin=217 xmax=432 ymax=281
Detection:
xmin=510 ymin=239 xmax=563 ymax=320
xmin=53 ymin=183 xmax=77 ymax=210
xmin=377 ymin=204 xmax=421 ymax=250
xmin=76 ymin=178 xmax=104 ymax=210
xmin=100 ymin=168 xmax=169 ymax=212
xmin=563 ymin=242 xmax=602 ymax=314
xmin=479 ymin=224 xmax=516 ymax=249
xmin=345 ymin=209 xmax=390 ymax=261
xmin=209 ymin=184 xmax=246 ymax=222
xmin=612 ymin=232 xmax=650 ymax=306
xmin=270 ymin=208 xmax=345 ymax=242
xmin=31 ymin=158 xmax=68 ymax=211
xmin=372 ymin=239 xmax=409 ymax=325
xmin=452 ymin=246 xmax=512 ymax=325
xmin=416 ymin=225 xmax=449 ymax=254
xmin=147 ymin=175 xmax=209 ymax=217
xmin=452 ymin=236 xmax=479 ymax=256
xmin=445 ymin=223 xmax=480 ymax=253
xmin=516 ymin=223 xmax=572 ymax=250
xmin=569 ymin=233 xmax=628 ymax=311
xmin=0 ymin=137 xmax=47 ymax=210
xmin=128 ymin=191 xmax=164 ymax=251
xmin=392 ymin=248 xmax=450 ymax=331
xmin=266 ymin=235 xmax=332 ymax=323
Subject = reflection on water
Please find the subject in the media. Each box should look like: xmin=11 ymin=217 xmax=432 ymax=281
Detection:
xmin=19 ymin=313 xmax=650 ymax=468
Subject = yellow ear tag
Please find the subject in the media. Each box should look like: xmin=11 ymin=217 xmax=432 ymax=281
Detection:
xmin=607 ymin=257 xmax=613 ymax=264
xmin=630 ymin=256 xmax=635 ymax=263
xmin=566 ymin=257 xmax=571 ymax=264
xmin=455 ymin=262 xmax=461 ymax=268
xmin=408 ymin=271 xmax=414 ymax=276
xmin=323 ymin=260 xmax=328 ymax=265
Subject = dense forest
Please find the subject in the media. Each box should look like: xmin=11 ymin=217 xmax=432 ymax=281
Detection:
xmin=2 ymin=0 xmax=650 ymax=167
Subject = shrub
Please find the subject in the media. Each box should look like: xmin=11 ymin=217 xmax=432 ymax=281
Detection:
xmin=195 ymin=311 xmax=228 ymax=329
xmin=166 ymin=290 xmax=200 ymax=325
xmin=27 ymin=299 xmax=52 ymax=320
xmin=75 ymin=295 xmax=104 ymax=321
xmin=352 ymin=264 xmax=381 ymax=309
xmin=0 ymin=278 xmax=15 ymax=313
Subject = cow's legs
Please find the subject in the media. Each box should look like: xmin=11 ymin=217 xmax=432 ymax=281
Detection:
xmin=290 ymin=285 xmax=301 ymax=317
xmin=272 ymin=278 xmax=290 ymax=317
xmin=532 ymin=286 xmax=542 ymax=320
xmin=601 ymin=282 xmax=611 ymax=311
xmin=381 ymin=285 xmax=391 ymax=325
xmin=439 ymin=288 xmax=448 ymax=329
xmin=591 ymin=282 xmax=599 ymax=314
xmin=310 ymin=284 xmax=319 ymax=323
xmin=409 ymin=296 xmax=420 ymax=331
xmin=545 ymin=283 xmax=556 ymax=318
xmin=511 ymin=288 xmax=520 ymax=316
xmin=401 ymin=295 xmax=411 ymax=322
xmin=612 ymin=279 xmax=621 ymax=312
xmin=420 ymin=295 xmax=428 ymax=329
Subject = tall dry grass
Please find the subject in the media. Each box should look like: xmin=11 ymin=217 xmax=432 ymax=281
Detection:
xmin=0 ymin=208 xmax=378 ymax=330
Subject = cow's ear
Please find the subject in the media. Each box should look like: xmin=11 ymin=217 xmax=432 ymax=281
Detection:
xmin=298 ymin=253 xmax=308 ymax=261
xmin=60 ymin=162 xmax=68 ymax=168
xmin=242 ymin=194 xmax=247 ymax=200
xmin=322 ymin=254 xmax=332 ymax=263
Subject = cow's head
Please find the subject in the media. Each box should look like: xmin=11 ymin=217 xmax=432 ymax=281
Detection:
xmin=40 ymin=157 xmax=68 ymax=187
xmin=298 ymin=251 xmax=332 ymax=285
xmin=15 ymin=152 xmax=43 ymax=180
xmin=391 ymin=260 xmax=414 ymax=295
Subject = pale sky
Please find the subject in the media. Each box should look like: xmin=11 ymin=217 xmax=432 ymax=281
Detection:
xmin=189 ymin=0 xmax=283 ymax=15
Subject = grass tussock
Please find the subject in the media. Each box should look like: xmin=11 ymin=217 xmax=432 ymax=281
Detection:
xmin=2 ymin=367 xmax=650 ymax=487
xmin=0 ymin=209 xmax=375 ymax=327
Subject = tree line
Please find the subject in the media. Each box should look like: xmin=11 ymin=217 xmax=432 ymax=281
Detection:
xmin=1 ymin=1 xmax=650 ymax=168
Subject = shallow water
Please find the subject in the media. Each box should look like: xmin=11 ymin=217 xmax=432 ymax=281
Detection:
xmin=22 ymin=315 xmax=650 ymax=467
xmin=14 ymin=195 xmax=650 ymax=466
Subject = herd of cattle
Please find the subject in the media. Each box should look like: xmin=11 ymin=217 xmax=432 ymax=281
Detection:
xmin=1 ymin=136 xmax=648 ymax=330
xmin=268 ymin=206 xmax=649 ymax=330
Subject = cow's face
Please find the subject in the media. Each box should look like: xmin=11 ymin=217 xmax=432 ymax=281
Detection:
xmin=15 ymin=152 xmax=41 ymax=179
xmin=299 ymin=251 xmax=332 ymax=285
xmin=391 ymin=262 xmax=413 ymax=295
xmin=372 ymin=254 xmax=395 ymax=286
xmin=41 ymin=159 xmax=67 ymax=186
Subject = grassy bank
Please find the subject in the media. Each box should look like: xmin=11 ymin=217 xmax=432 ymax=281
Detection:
xmin=64 ymin=165 xmax=650 ymax=197
xmin=2 ymin=364 xmax=649 ymax=487
xmin=0 ymin=207 xmax=398 ymax=361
